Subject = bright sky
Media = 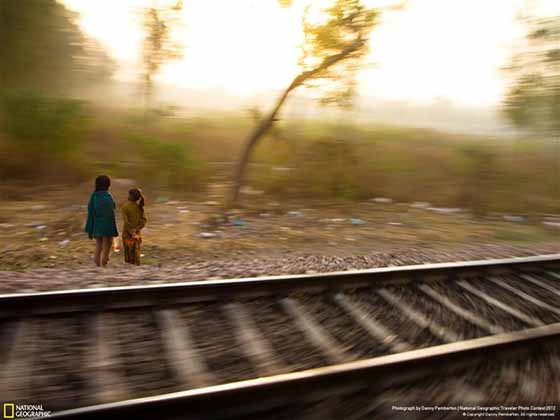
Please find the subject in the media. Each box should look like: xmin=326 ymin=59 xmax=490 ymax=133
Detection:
xmin=63 ymin=0 xmax=560 ymax=107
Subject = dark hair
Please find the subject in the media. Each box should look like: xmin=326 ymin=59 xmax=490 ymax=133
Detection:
xmin=95 ymin=175 xmax=111 ymax=191
xmin=128 ymin=188 xmax=145 ymax=212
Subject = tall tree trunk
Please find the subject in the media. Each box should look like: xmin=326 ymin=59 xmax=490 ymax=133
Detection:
xmin=230 ymin=79 xmax=298 ymax=204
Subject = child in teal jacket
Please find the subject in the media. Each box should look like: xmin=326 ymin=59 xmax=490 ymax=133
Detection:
xmin=85 ymin=175 xmax=119 ymax=267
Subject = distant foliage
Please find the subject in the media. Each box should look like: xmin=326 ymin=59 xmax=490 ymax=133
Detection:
xmin=504 ymin=16 xmax=560 ymax=135
xmin=0 ymin=0 xmax=114 ymax=93
xmin=124 ymin=133 xmax=203 ymax=191
xmin=1 ymin=91 xmax=88 ymax=157
xmin=141 ymin=1 xmax=184 ymax=107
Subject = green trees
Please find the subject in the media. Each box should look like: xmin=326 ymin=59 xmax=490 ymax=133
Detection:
xmin=231 ymin=0 xmax=378 ymax=204
xmin=504 ymin=15 xmax=560 ymax=196
xmin=0 ymin=0 xmax=113 ymax=94
xmin=141 ymin=1 xmax=184 ymax=108
xmin=504 ymin=16 xmax=560 ymax=135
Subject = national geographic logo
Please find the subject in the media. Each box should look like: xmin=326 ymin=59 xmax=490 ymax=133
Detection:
xmin=2 ymin=403 xmax=51 ymax=418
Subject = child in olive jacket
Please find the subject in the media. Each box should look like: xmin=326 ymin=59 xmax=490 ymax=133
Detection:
xmin=121 ymin=188 xmax=147 ymax=265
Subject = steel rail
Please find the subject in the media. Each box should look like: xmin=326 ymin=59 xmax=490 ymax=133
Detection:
xmin=2 ymin=254 xmax=560 ymax=318
xmin=49 ymin=322 xmax=560 ymax=420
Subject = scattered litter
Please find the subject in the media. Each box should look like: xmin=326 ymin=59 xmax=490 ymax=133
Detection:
xmin=26 ymin=221 xmax=46 ymax=227
xmin=371 ymin=197 xmax=393 ymax=204
xmin=288 ymin=211 xmax=304 ymax=217
xmin=39 ymin=237 xmax=48 ymax=242
xmin=179 ymin=210 xmax=190 ymax=214
xmin=427 ymin=207 xmax=463 ymax=214
xmin=503 ymin=215 xmax=526 ymax=223
xmin=388 ymin=222 xmax=403 ymax=226
xmin=35 ymin=225 xmax=47 ymax=230
xmin=345 ymin=237 xmax=357 ymax=241
xmin=320 ymin=218 xmax=346 ymax=223
xmin=411 ymin=202 xmax=431 ymax=209
xmin=232 ymin=219 xmax=247 ymax=226
xmin=140 ymin=254 xmax=145 ymax=257
xmin=59 ymin=239 xmax=70 ymax=247
xmin=155 ymin=196 xmax=170 ymax=204
xmin=240 ymin=186 xmax=265 ymax=195
xmin=49 ymin=255 xmax=57 ymax=259
xmin=199 ymin=232 xmax=217 ymax=238
xmin=350 ymin=218 xmax=365 ymax=225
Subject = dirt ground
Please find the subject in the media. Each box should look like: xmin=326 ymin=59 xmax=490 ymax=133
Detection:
xmin=1 ymin=182 xmax=559 ymax=272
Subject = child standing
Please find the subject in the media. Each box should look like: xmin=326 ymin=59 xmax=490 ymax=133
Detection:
xmin=121 ymin=188 xmax=147 ymax=265
xmin=85 ymin=175 xmax=119 ymax=267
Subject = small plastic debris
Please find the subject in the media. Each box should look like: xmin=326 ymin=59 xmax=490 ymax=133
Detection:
xmin=199 ymin=232 xmax=217 ymax=238
xmin=39 ymin=237 xmax=48 ymax=242
xmin=371 ymin=197 xmax=393 ymax=204
xmin=240 ymin=186 xmax=265 ymax=195
xmin=155 ymin=196 xmax=170 ymax=203
xmin=26 ymin=221 xmax=46 ymax=227
xmin=59 ymin=239 xmax=70 ymax=247
xmin=288 ymin=211 xmax=304 ymax=217
xmin=232 ymin=219 xmax=247 ymax=226
xmin=179 ymin=210 xmax=190 ymax=214
xmin=427 ymin=207 xmax=463 ymax=214
xmin=388 ymin=222 xmax=403 ymax=226
xmin=410 ymin=202 xmax=431 ymax=209
xmin=350 ymin=218 xmax=365 ymax=225
xmin=35 ymin=225 xmax=47 ymax=230
xmin=167 ymin=200 xmax=180 ymax=205
xmin=503 ymin=215 xmax=525 ymax=223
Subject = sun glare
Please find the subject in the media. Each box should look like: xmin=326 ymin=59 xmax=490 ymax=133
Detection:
xmin=62 ymin=0 xmax=558 ymax=106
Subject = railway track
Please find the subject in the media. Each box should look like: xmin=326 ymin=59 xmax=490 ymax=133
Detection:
xmin=1 ymin=255 xmax=560 ymax=419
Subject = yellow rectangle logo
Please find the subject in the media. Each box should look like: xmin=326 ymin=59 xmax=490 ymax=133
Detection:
xmin=3 ymin=403 xmax=15 ymax=419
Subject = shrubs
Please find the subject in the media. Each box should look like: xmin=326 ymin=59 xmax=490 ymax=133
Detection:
xmin=0 ymin=90 xmax=89 ymax=178
xmin=124 ymin=133 xmax=205 ymax=191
